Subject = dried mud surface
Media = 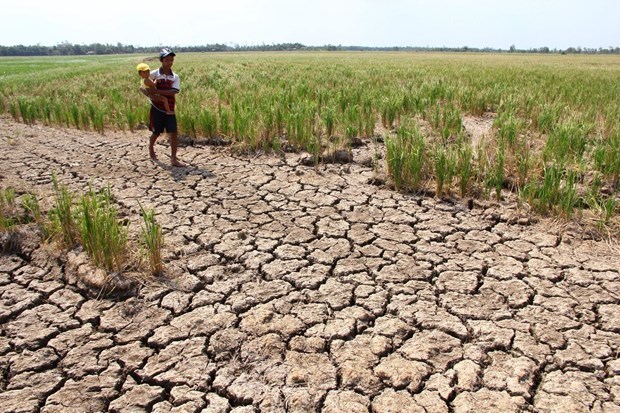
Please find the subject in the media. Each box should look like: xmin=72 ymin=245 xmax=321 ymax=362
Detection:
xmin=1 ymin=119 xmax=619 ymax=413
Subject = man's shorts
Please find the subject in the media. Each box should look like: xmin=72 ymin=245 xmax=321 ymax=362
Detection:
xmin=149 ymin=106 xmax=177 ymax=134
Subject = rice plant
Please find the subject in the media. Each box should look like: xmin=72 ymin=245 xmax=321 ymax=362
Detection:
xmin=433 ymin=144 xmax=458 ymax=198
xmin=386 ymin=122 xmax=427 ymax=192
xmin=139 ymin=203 xmax=164 ymax=276
xmin=0 ymin=189 xmax=46 ymax=235
xmin=86 ymin=102 xmax=105 ymax=134
xmin=494 ymin=111 xmax=524 ymax=148
xmin=8 ymin=101 xmax=19 ymax=122
xmin=484 ymin=142 xmax=506 ymax=201
xmin=558 ymin=170 xmax=578 ymax=218
xmin=218 ymin=105 xmax=232 ymax=137
xmin=20 ymin=193 xmax=40 ymax=222
xmin=200 ymin=107 xmax=218 ymax=138
xmin=48 ymin=174 xmax=77 ymax=249
xmin=593 ymin=127 xmax=620 ymax=186
xmin=381 ymin=96 xmax=401 ymax=129
xmin=18 ymin=98 xmax=37 ymax=125
xmin=600 ymin=197 xmax=617 ymax=225
xmin=543 ymin=119 xmax=592 ymax=169
xmin=521 ymin=162 xmax=579 ymax=216
xmin=461 ymin=89 xmax=487 ymax=116
xmin=322 ymin=105 xmax=336 ymax=140
xmin=69 ymin=103 xmax=81 ymax=129
xmin=0 ymin=188 xmax=21 ymax=252
xmin=534 ymin=103 xmax=562 ymax=134
xmin=429 ymin=102 xmax=463 ymax=142
xmin=76 ymin=186 xmax=128 ymax=273
xmin=21 ymin=193 xmax=50 ymax=240
xmin=510 ymin=137 xmax=533 ymax=191
xmin=457 ymin=144 xmax=474 ymax=197
xmin=0 ymin=188 xmax=17 ymax=231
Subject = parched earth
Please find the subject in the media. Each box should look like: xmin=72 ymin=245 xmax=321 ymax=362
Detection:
xmin=1 ymin=119 xmax=619 ymax=413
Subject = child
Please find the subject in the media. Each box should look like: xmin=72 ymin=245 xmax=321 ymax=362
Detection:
xmin=136 ymin=63 xmax=174 ymax=115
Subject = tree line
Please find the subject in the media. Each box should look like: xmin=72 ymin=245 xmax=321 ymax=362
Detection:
xmin=1 ymin=42 xmax=619 ymax=56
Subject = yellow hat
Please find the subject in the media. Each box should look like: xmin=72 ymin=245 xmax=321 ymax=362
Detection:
xmin=136 ymin=63 xmax=150 ymax=72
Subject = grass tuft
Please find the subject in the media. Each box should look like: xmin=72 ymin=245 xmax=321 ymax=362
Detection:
xmin=139 ymin=203 xmax=164 ymax=276
xmin=76 ymin=186 xmax=128 ymax=273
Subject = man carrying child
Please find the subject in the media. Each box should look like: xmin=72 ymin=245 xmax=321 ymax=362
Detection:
xmin=139 ymin=48 xmax=185 ymax=167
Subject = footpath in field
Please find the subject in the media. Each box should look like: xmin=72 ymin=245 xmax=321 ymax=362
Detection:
xmin=1 ymin=119 xmax=619 ymax=413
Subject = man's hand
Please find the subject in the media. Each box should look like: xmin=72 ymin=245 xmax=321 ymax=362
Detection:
xmin=140 ymin=87 xmax=155 ymax=97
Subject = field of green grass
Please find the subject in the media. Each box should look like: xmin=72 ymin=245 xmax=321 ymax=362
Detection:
xmin=1 ymin=52 xmax=619 ymax=229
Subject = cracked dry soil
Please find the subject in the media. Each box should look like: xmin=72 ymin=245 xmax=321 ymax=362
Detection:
xmin=1 ymin=119 xmax=619 ymax=413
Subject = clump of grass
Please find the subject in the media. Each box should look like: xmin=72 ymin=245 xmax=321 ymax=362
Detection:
xmin=200 ymin=107 xmax=218 ymax=138
xmin=308 ymin=131 xmax=322 ymax=172
xmin=494 ymin=111 xmax=523 ymax=148
xmin=520 ymin=162 xmax=578 ymax=217
xmin=515 ymin=141 xmax=533 ymax=190
xmin=86 ymin=102 xmax=105 ymax=134
xmin=534 ymin=103 xmax=562 ymax=134
xmin=48 ymin=174 xmax=77 ymax=249
xmin=381 ymin=95 xmax=401 ymax=129
xmin=592 ymin=127 xmax=620 ymax=187
xmin=558 ymin=170 xmax=577 ymax=218
xmin=218 ymin=105 xmax=232 ymax=138
xmin=487 ymin=143 xmax=506 ymax=201
xmin=76 ymin=186 xmax=128 ymax=273
xmin=543 ymin=119 xmax=591 ymax=166
xmin=0 ymin=188 xmax=20 ymax=252
xmin=70 ymin=103 xmax=81 ymax=129
xmin=0 ymin=189 xmax=48 ymax=252
xmin=124 ymin=104 xmax=139 ymax=132
xmin=8 ymin=101 xmax=19 ymax=122
xmin=322 ymin=105 xmax=336 ymax=141
xmin=139 ymin=203 xmax=164 ymax=276
xmin=584 ymin=175 xmax=618 ymax=230
xmin=429 ymin=102 xmax=463 ymax=141
xmin=1 ymin=189 xmax=45 ymax=230
xmin=21 ymin=193 xmax=41 ymax=223
xmin=433 ymin=144 xmax=457 ymax=198
xmin=457 ymin=144 xmax=474 ymax=197
xmin=386 ymin=122 xmax=427 ymax=192
xmin=180 ymin=112 xmax=198 ymax=140
xmin=21 ymin=192 xmax=49 ymax=238
xmin=0 ymin=188 xmax=17 ymax=231
xmin=18 ymin=98 xmax=37 ymax=125
xmin=2 ymin=176 xmax=167 ymax=277
xmin=599 ymin=197 xmax=617 ymax=227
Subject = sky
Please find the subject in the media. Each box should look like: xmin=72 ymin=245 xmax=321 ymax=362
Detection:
xmin=2 ymin=0 xmax=619 ymax=50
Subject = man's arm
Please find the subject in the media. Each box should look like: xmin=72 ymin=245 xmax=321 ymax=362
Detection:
xmin=148 ymin=88 xmax=178 ymax=97
xmin=140 ymin=87 xmax=176 ymax=97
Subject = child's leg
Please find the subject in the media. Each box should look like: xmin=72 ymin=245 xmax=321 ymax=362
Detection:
xmin=161 ymin=97 xmax=173 ymax=114
xmin=155 ymin=95 xmax=174 ymax=114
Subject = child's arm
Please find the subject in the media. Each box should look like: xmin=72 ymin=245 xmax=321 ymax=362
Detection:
xmin=143 ymin=77 xmax=157 ymax=88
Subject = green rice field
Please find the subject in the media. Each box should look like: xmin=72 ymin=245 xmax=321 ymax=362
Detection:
xmin=1 ymin=52 xmax=619 ymax=229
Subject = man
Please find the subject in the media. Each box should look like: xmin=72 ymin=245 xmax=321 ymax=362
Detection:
xmin=141 ymin=48 xmax=185 ymax=167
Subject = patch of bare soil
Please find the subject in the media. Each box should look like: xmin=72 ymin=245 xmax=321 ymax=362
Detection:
xmin=462 ymin=113 xmax=496 ymax=149
xmin=1 ymin=118 xmax=619 ymax=412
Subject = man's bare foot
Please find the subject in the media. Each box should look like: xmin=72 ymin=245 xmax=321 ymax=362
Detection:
xmin=171 ymin=158 xmax=186 ymax=167
xmin=150 ymin=150 xmax=158 ymax=161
